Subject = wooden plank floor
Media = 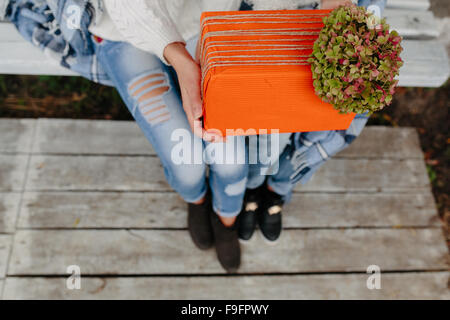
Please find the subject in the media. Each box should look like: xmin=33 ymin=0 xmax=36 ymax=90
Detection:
xmin=0 ymin=119 xmax=448 ymax=299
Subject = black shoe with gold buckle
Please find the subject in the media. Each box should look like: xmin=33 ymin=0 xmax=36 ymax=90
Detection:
xmin=238 ymin=187 xmax=264 ymax=241
xmin=258 ymin=188 xmax=284 ymax=242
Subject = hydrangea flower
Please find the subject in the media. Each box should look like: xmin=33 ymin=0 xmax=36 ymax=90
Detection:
xmin=308 ymin=4 xmax=404 ymax=114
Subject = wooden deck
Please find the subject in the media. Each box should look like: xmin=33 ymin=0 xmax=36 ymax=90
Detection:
xmin=0 ymin=119 xmax=448 ymax=299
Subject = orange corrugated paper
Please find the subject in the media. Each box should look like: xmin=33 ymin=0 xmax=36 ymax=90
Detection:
xmin=200 ymin=10 xmax=356 ymax=136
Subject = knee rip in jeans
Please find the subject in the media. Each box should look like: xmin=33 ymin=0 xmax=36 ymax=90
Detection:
xmin=128 ymin=71 xmax=171 ymax=126
xmin=224 ymin=177 xmax=248 ymax=197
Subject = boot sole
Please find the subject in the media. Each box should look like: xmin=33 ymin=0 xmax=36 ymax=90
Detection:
xmin=258 ymin=227 xmax=281 ymax=245
xmin=238 ymin=236 xmax=253 ymax=244
xmin=238 ymin=229 xmax=257 ymax=243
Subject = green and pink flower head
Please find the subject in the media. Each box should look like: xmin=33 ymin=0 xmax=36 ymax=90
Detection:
xmin=308 ymin=4 xmax=403 ymax=114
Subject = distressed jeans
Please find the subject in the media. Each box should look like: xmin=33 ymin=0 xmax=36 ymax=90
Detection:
xmin=94 ymin=36 xmax=248 ymax=218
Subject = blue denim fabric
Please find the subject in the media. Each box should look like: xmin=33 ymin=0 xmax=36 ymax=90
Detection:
xmin=94 ymin=36 xmax=248 ymax=217
xmin=247 ymin=113 xmax=369 ymax=201
xmin=266 ymin=113 xmax=369 ymax=201
xmin=246 ymin=133 xmax=292 ymax=189
xmin=358 ymin=0 xmax=386 ymax=13
xmin=6 ymin=0 xmax=111 ymax=84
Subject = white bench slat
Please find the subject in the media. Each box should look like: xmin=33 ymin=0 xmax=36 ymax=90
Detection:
xmin=4 ymin=272 xmax=449 ymax=299
xmin=0 ymin=22 xmax=24 ymax=42
xmin=0 ymin=41 xmax=77 ymax=76
xmin=0 ymin=40 xmax=447 ymax=87
xmin=0 ymin=10 xmax=440 ymax=41
xmin=385 ymin=9 xmax=439 ymax=38
xmin=387 ymin=0 xmax=430 ymax=11
xmin=0 ymin=0 xmax=433 ymax=24
xmin=0 ymin=12 xmax=447 ymax=86
xmin=399 ymin=40 xmax=450 ymax=87
xmin=0 ymin=9 xmax=446 ymax=42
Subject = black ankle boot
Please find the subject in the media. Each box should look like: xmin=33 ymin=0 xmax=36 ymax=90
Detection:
xmin=238 ymin=186 xmax=264 ymax=241
xmin=259 ymin=188 xmax=284 ymax=242
xmin=187 ymin=191 xmax=214 ymax=250
xmin=210 ymin=212 xmax=241 ymax=273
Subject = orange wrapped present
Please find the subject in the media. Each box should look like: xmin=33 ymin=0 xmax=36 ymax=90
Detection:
xmin=200 ymin=10 xmax=356 ymax=136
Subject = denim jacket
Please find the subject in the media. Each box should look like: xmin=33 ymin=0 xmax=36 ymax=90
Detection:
xmin=5 ymin=0 xmax=111 ymax=84
xmin=280 ymin=113 xmax=369 ymax=187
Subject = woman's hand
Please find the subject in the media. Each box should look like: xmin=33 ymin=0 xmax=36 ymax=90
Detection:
xmin=164 ymin=42 xmax=223 ymax=142
xmin=321 ymin=0 xmax=353 ymax=9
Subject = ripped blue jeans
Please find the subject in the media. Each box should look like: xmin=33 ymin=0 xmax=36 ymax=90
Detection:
xmin=94 ymin=36 xmax=248 ymax=218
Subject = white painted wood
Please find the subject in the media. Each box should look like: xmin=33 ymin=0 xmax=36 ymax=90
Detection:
xmin=25 ymin=155 xmax=430 ymax=192
xmin=0 ymin=235 xmax=11 ymax=278
xmin=0 ymin=193 xmax=20 ymax=233
xmin=4 ymin=272 xmax=449 ymax=300
xmin=0 ymin=23 xmax=448 ymax=87
xmin=0 ymin=155 xmax=29 ymax=192
xmin=8 ymin=229 xmax=448 ymax=275
xmin=0 ymin=38 xmax=77 ymax=76
xmin=387 ymin=0 xmax=430 ymax=11
xmin=0 ymin=10 xmax=439 ymax=42
xmin=385 ymin=10 xmax=439 ymax=38
xmin=17 ymin=191 xmax=439 ymax=229
xmin=33 ymin=119 xmax=424 ymax=159
xmin=0 ymin=23 xmax=26 ymax=42
xmin=0 ymin=119 xmax=35 ymax=154
xmin=398 ymin=40 xmax=450 ymax=87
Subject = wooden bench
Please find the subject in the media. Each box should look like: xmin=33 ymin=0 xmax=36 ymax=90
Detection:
xmin=0 ymin=0 xmax=449 ymax=86
xmin=0 ymin=0 xmax=448 ymax=299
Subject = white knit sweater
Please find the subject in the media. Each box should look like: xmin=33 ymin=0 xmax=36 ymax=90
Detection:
xmin=90 ymin=0 xmax=317 ymax=63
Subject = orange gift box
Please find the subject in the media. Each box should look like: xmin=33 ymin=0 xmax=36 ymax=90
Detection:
xmin=199 ymin=10 xmax=356 ymax=136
